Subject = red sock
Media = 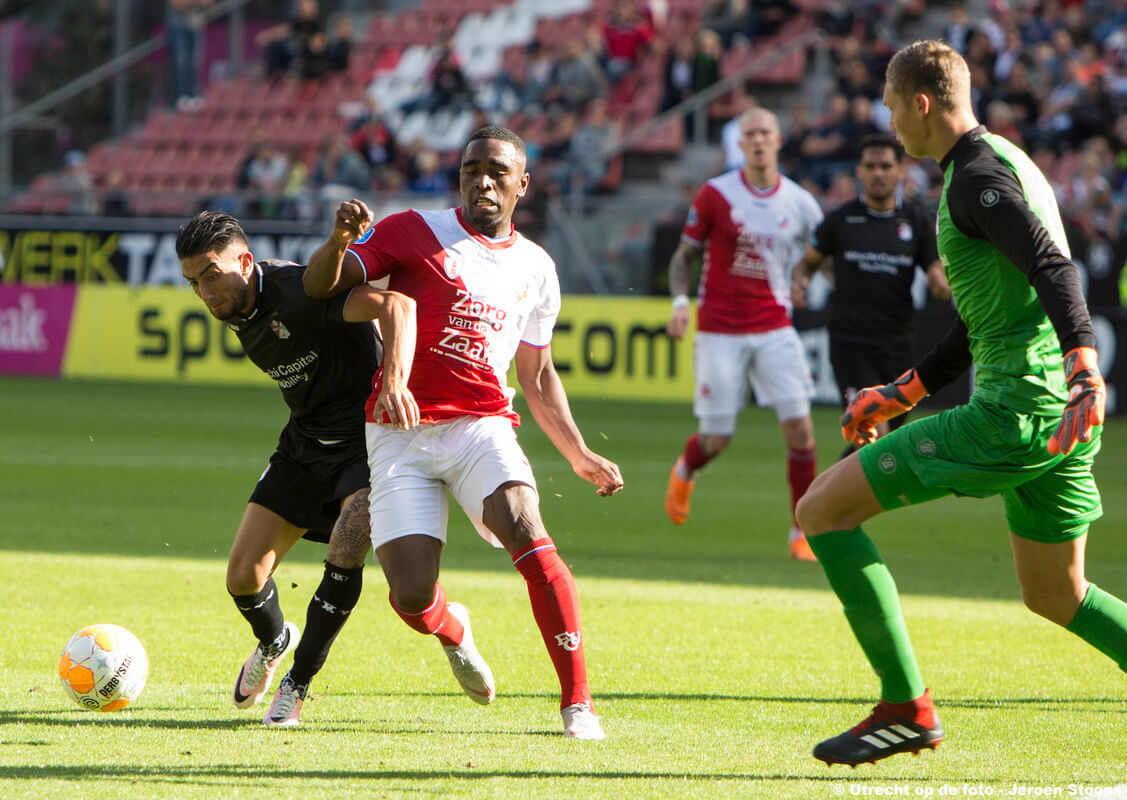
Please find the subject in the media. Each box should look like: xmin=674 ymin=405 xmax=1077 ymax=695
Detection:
xmin=389 ymin=582 xmax=464 ymax=647
xmin=787 ymin=445 xmax=817 ymax=529
xmin=682 ymin=433 xmax=715 ymax=475
xmin=512 ymin=538 xmax=590 ymax=709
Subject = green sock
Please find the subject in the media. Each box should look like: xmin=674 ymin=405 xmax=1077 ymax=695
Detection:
xmin=1067 ymin=584 xmax=1127 ymax=672
xmin=808 ymin=526 xmax=926 ymax=703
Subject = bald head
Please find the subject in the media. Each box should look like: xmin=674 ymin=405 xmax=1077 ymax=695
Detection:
xmin=738 ymin=107 xmax=783 ymax=180
xmin=739 ymin=107 xmax=779 ymax=136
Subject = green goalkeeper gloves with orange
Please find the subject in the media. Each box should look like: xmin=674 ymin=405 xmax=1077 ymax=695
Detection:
xmin=840 ymin=368 xmax=928 ymax=446
xmin=1048 ymin=346 xmax=1105 ymax=455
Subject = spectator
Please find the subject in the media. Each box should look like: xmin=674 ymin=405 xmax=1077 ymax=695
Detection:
xmin=166 ymin=0 xmax=211 ymax=111
xmin=944 ymin=2 xmax=973 ymax=53
xmin=598 ymin=0 xmax=655 ymax=83
xmin=245 ymin=139 xmax=290 ymax=218
xmin=984 ymin=99 xmax=1024 ymax=148
xmin=692 ymin=28 xmax=722 ymax=94
xmin=520 ymin=40 xmax=558 ymax=110
xmin=101 ymin=169 xmax=132 ymax=217
xmin=407 ymin=148 xmax=450 ymax=195
xmin=326 ymin=14 xmax=353 ymax=73
xmin=58 ymin=150 xmax=97 ymax=215
xmin=280 ymin=147 xmax=311 ymax=219
xmin=800 ymin=93 xmax=852 ymax=187
xmin=542 ymin=39 xmax=607 ymax=112
xmin=301 ymin=31 xmax=332 ymax=80
xmin=661 ymin=36 xmax=696 ymax=112
xmin=703 ymin=0 xmax=749 ymax=47
xmin=746 ymin=0 xmax=797 ymax=41
xmin=312 ymin=134 xmax=370 ymax=194
xmin=405 ymin=41 xmax=474 ymax=114
xmin=256 ymin=0 xmax=324 ymax=80
xmin=351 ymin=114 xmax=398 ymax=178
xmin=553 ymin=97 xmax=618 ymax=195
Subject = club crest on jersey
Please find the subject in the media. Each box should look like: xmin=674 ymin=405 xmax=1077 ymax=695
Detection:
xmin=443 ymin=255 xmax=462 ymax=280
xmin=898 ymin=222 xmax=913 ymax=242
xmin=270 ymin=318 xmax=291 ymax=339
xmin=980 ymin=188 xmax=1000 ymax=207
xmin=554 ymin=631 xmax=581 ymax=651
xmin=777 ymin=215 xmax=790 ymax=230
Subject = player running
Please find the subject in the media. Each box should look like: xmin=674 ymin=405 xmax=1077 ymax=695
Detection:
xmin=796 ymin=40 xmax=1119 ymax=766
xmin=791 ymin=133 xmax=950 ymax=456
xmin=304 ymin=126 xmax=624 ymax=740
xmin=176 ymin=211 xmax=418 ymax=727
xmin=664 ymin=107 xmax=824 ymax=560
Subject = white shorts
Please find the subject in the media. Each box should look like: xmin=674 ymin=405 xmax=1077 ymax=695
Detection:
xmin=365 ymin=415 xmax=538 ymax=550
xmin=693 ymin=327 xmax=814 ymax=430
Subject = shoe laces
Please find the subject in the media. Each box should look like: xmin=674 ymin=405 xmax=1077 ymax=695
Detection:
xmin=273 ymin=677 xmax=307 ymax=715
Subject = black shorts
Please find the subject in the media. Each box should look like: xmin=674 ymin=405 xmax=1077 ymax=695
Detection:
xmin=248 ymin=422 xmax=369 ymax=543
xmin=830 ymin=336 xmax=914 ymax=429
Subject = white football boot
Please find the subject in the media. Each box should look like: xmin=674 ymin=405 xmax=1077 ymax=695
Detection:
xmin=442 ymin=602 xmax=495 ymax=705
xmin=562 ymin=703 xmax=606 ymax=740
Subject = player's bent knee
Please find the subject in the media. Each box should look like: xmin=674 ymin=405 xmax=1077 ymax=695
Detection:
xmin=482 ymin=482 xmax=545 ymax=549
xmin=1020 ymin=588 xmax=1084 ymax=627
xmin=388 ymin=580 xmax=436 ymax=614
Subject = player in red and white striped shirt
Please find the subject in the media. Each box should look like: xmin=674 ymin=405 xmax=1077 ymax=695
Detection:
xmin=304 ymin=126 xmax=623 ymax=740
xmin=665 ymin=107 xmax=824 ymax=561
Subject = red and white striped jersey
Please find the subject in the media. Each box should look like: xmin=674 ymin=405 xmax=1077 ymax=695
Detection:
xmin=348 ymin=207 xmax=560 ymax=426
xmin=682 ymin=170 xmax=823 ymax=334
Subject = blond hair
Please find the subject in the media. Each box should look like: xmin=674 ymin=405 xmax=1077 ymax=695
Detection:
xmin=886 ymin=40 xmax=971 ymax=111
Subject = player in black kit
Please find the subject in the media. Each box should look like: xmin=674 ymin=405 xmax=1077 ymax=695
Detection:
xmin=792 ymin=134 xmax=950 ymax=453
xmin=176 ymin=211 xmax=418 ymax=726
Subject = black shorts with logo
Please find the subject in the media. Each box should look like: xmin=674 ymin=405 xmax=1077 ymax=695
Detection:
xmin=248 ymin=422 xmax=369 ymax=543
xmin=830 ymin=335 xmax=915 ymax=430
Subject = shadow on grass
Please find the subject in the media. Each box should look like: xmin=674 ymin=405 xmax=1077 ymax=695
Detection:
xmin=0 ymin=762 xmax=902 ymax=784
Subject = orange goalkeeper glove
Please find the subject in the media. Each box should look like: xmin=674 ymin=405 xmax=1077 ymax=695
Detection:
xmin=1048 ymin=346 xmax=1105 ymax=456
xmin=840 ymin=368 xmax=928 ymax=446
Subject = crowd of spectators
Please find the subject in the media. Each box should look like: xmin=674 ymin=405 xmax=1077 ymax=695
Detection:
xmin=256 ymin=0 xmax=352 ymax=82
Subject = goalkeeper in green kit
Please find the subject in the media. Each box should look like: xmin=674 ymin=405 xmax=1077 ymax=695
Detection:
xmin=795 ymin=40 xmax=1119 ymax=766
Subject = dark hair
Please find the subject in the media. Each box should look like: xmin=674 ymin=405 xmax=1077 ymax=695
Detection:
xmin=465 ymin=125 xmax=527 ymax=160
xmin=858 ymin=133 xmax=903 ymax=162
xmin=175 ymin=211 xmax=249 ymax=259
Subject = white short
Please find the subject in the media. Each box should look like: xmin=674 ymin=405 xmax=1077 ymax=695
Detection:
xmin=365 ymin=415 xmax=538 ymax=550
xmin=693 ymin=327 xmax=814 ymax=431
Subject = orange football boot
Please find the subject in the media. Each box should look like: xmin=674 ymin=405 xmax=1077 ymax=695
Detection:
xmin=664 ymin=458 xmax=694 ymax=524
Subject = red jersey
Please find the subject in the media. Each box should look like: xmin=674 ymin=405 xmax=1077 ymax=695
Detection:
xmin=682 ymin=170 xmax=823 ymax=334
xmin=348 ymin=208 xmax=561 ymax=426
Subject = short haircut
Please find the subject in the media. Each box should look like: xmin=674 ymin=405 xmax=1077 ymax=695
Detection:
xmin=886 ymin=40 xmax=970 ymax=112
xmin=465 ymin=125 xmax=527 ymax=161
xmin=176 ymin=211 xmax=249 ymax=259
xmin=858 ymin=133 xmax=903 ymax=162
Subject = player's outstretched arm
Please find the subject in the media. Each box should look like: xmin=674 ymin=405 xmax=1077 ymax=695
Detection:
xmin=667 ymin=240 xmax=700 ymax=340
xmin=305 ymin=199 xmax=373 ymax=298
xmin=343 ymin=287 xmax=420 ymax=429
xmin=514 ymin=343 xmax=624 ymax=497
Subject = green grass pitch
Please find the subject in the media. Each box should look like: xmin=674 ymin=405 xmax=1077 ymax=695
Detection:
xmin=1 ymin=376 xmax=1124 ymax=799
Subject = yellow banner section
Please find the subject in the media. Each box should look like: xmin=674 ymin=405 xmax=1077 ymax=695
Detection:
xmin=544 ymin=295 xmax=695 ymax=401
xmin=60 ymin=287 xmax=694 ymax=399
xmin=62 ymin=286 xmax=271 ymax=385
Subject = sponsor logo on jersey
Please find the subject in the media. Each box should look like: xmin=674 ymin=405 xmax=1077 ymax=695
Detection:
xmin=897 ymin=222 xmax=913 ymax=242
xmin=878 ymin=453 xmax=897 ymax=473
xmin=554 ymin=631 xmax=581 ymax=651
xmin=270 ymin=318 xmax=291 ymax=339
xmin=356 ymin=227 xmax=374 ymax=244
xmin=917 ymin=438 xmax=937 ymax=455
xmin=686 ymin=206 xmax=698 ymax=227
xmin=979 ymin=188 xmax=1000 ymax=207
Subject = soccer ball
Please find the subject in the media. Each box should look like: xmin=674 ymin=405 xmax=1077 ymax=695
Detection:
xmin=58 ymin=624 xmax=149 ymax=712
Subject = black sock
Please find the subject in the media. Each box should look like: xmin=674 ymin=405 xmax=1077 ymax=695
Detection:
xmin=289 ymin=562 xmax=364 ymax=686
xmin=231 ymin=577 xmax=285 ymax=647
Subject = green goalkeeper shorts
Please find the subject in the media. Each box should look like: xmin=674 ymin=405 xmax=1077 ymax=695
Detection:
xmin=858 ymin=395 xmax=1102 ymax=543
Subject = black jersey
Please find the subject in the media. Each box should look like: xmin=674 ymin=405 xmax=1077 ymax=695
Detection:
xmin=811 ymin=198 xmax=938 ymax=344
xmin=227 ymin=260 xmax=381 ymax=440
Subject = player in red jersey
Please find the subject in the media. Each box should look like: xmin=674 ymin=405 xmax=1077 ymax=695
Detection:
xmin=304 ymin=126 xmax=624 ymax=740
xmin=665 ymin=107 xmax=825 ymax=560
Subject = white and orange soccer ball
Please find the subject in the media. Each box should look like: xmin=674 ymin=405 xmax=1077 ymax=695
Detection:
xmin=58 ymin=624 xmax=149 ymax=711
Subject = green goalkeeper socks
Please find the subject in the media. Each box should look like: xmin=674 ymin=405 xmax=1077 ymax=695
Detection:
xmin=1067 ymin=584 xmax=1127 ymax=672
xmin=808 ymin=526 xmax=926 ymax=703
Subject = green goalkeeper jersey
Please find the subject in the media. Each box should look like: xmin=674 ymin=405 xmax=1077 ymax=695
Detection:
xmin=933 ymin=127 xmax=1087 ymax=415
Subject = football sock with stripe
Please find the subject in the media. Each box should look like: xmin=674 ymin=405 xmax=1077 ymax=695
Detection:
xmin=512 ymin=538 xmax=590 ymax=709
xmin=808 ymin=526 xmax=927 ymax=703
xmin=787 ymin=444 xmax=818 ymax=528
xmin=389 ymin=582 xmax=464 ymax=647
xmin=1066 ymin=583 xmax=1127 ymax=672
xmin=289 ymin=561 xmax=363 ymax=686
xmin=679 ymin=433 xmax=715 ymax=478
xmin=231 ymin=577 xmax=285 ymax=647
